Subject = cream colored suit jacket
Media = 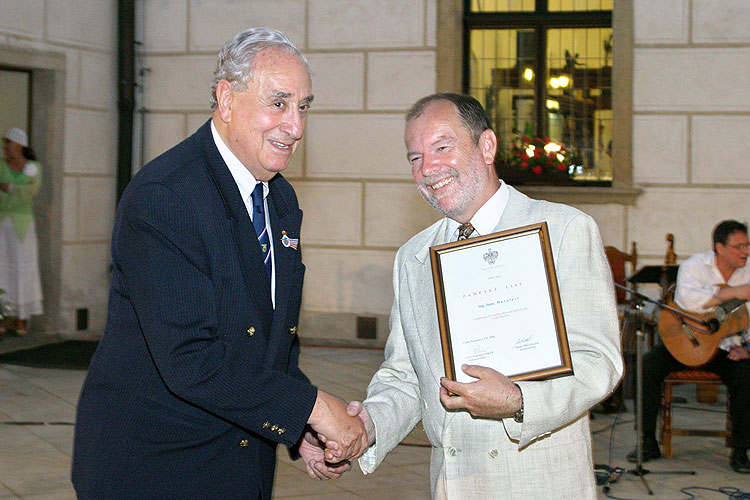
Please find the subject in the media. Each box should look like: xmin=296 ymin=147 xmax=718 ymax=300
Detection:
xmin=359 ymin=187 xmax=623 ymax=500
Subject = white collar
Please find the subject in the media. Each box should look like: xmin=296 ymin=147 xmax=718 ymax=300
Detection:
xmin=446 ymin=180 xmax=509 ymax=241
xmin=211 ymin=120 xmax=267 ymax=203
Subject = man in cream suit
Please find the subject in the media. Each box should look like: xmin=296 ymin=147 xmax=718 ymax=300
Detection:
xmin=343 ymin=94 xmax=623 ymax=499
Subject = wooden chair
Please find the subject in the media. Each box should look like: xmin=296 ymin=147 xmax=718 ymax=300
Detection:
xmin=659 ymin=370 xmax=732 ymax=458
xmin=605 ymin=242 xmax=638 ymax=306
xmin=601 ymin=243 xmax=638 ymax=407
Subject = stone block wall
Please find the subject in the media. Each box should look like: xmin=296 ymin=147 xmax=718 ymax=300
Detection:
xmin=0 ymin=0 xmax=117 ymax=334
xmin=624 ymin=0 xmax=750 ymax=266
xmin=136 ymin=0 xmax=441 ymax=344
xmin=3 ymin=0 xmax=750 ymax=342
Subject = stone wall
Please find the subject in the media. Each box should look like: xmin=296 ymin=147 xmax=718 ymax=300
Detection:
xmin=0 ymin=0 xmax=117 ymax=335
xmin=625 ymin=0 xmax=750 ymax=263
xmin=138 ymin=0 xmax=439 ymax=344
xmin=2 ymin=0 xmax=750 ymax=342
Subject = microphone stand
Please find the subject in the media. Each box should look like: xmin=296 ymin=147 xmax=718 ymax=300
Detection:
xmin=603 ymin=284 xmax=695 ymax=496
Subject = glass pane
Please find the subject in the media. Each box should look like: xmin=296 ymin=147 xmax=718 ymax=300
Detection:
xmin=468 ymin=29 xmax=537 ymax=170
xmin=546 ymin=28 xmax=612 ymax=181
xmin=470 ymin=0 xmax=535 ymax=13
xmin=548 ymin=0 xmax=613 ymax=11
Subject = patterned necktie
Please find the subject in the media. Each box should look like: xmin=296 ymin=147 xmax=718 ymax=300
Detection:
xmin=457 ymin=222 xmax=475 ymax=240
xmin=251 ymin=183 xmax=272 ymax=284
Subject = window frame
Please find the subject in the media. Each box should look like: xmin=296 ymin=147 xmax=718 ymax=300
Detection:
xmin=436 ymin=0 xmax=639 ymax=204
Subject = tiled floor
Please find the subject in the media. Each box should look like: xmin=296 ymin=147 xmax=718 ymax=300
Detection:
xmin=0 ymin=337 xmax=748 ymax=499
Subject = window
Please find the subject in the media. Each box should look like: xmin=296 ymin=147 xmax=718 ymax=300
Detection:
xmin=465 ymin=0 xmax=613 ymax=186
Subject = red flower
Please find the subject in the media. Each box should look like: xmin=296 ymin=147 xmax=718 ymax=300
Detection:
xmin=504 ymin=135 xmax=574 ymax=179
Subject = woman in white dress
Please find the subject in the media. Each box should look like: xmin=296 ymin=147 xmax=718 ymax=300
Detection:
xmin=0 ymin=128 xmax=43 ymax=336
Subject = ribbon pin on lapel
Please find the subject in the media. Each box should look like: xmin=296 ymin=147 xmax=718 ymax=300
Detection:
xmin=281 ymin=231 xmax=299 ymax=250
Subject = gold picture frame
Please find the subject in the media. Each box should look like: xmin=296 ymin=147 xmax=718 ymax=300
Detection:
xmin=430 ymin=222 xmax=573 ymax=382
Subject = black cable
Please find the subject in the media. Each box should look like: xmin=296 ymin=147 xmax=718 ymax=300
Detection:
xmin=593 ymin=312 xmax=633 ymax=492
xmin=681 ymin=486 xmax=750 ymax=500
xmin=602 ymin=484 xmax=750 ymax=500
xmin=591 ymin=416 xmax=634 ymax=435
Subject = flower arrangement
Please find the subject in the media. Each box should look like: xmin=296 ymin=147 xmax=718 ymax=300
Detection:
xmin=503 ymin=135 xmax=574 ymax=177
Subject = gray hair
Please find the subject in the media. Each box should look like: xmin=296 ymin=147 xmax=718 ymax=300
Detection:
xmin=210 ymin=27 xmax=310 ymax=110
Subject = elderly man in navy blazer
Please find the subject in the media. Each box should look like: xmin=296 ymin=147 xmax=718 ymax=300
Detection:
xmin=72 ymin=28 xmax=367 ymax=500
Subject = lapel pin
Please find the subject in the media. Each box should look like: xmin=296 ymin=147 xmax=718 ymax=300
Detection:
xmin=281 ymin=231 xmax=299 ymax=250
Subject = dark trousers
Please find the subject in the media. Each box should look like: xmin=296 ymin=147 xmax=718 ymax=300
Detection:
xmin=639 ymin=342 xmax=750 ymax=448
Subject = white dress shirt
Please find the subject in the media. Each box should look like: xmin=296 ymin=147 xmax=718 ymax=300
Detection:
xmin=444 ymin=180 xmax=510 ymax=243
xmin=211 ymin=120 xmax=275 ymax=306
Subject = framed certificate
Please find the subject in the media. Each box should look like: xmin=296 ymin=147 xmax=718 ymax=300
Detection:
xmin=430 ymin=222 xmax=573 ymax=383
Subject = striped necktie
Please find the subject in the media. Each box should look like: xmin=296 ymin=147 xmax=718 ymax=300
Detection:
xmin=458 ymin=222 xmax=475 ymax=240
xmin=251 ymin=182 xmax=272 ymax=284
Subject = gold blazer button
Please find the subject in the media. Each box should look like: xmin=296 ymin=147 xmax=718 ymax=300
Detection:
xmin=288 ymin=326 xmax=297 ymax=335
xmin=262 ymin=421 xmax=270 ymax=429
xmin=247 ymin=327 xmax=255 ymax=337
xmin=239 ymin=439 xmax=249 ymax=447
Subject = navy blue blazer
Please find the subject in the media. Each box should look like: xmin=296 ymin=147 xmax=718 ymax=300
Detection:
xmin=72 ymin=120 xmax=318 ymax=500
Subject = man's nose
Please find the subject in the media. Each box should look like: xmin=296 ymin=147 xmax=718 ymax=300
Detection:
xmin=281 ymin=108 xmax=304 ymax=140
xmin=420 ymin=152 xmax=441 ymax=177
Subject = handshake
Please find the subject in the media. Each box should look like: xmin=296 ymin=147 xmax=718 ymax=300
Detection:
xmin=301 ymin=390 xmax=374 ymax=480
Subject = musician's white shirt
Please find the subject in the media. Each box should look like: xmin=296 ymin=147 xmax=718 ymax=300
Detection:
xmin=675 ymin=250 xmax=750 ymax=350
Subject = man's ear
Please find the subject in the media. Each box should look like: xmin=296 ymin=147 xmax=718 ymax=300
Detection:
xmin=215 ymin=80 xmax=234 ymax=123
xmin=479 ymin=128 xmax=498 ymax=165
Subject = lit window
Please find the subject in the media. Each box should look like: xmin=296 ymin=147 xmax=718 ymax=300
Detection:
xmin=466 ymin=1 xmax=613 ymax=185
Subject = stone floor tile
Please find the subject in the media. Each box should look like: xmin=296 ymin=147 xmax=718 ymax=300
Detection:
xmin=0 ymin=343 xmax=749 ymax=500
xmin=342 ymin=486 xmax=430 ymax=500
xmin=273 ymin=492 xmax=366 ymax=500
xmin=19 ymin=490 xmax=76 ymax=500
xmin=0 ymin=483 xmax=20 ymax=500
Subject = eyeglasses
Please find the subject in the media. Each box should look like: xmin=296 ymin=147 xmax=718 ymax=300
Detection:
xmin=725 ymin=243 xmax=750 ymax=251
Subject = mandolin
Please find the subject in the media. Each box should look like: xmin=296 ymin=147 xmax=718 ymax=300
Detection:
xmin=658 ymin=299 xmax=748 ymax=367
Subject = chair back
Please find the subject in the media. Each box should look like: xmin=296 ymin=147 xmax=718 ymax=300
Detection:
xmin=605 ymin=242 xmax=637 ymax=304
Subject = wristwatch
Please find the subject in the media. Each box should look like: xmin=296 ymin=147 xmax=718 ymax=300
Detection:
xmin=513 ymin=383 xmax=524 ymax=423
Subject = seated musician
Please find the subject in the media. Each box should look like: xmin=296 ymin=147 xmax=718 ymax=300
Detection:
xmin=627 ymin=220 xmax=750 ymax=473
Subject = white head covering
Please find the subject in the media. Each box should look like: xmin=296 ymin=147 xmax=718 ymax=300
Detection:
xmin=4 ymin=128 xmax=28 ymax=147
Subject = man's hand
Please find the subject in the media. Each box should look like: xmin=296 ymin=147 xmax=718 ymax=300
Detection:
xmin=702 ymin=284 xmax=750 ymax=308
xmin=728 ymin=345 xmax=750 ymax=361
xmin=307 ymin=390 xmax=369 ymax=463
xmin=298 ymin=431 xmax=351 ymax=480
xmin=319 ymin=400 xmax=375 ymax=462
xmin=439 ymin=364 xmax=522 ymax=420
xmin=345 ymin=400 xmax=376 ymax=446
